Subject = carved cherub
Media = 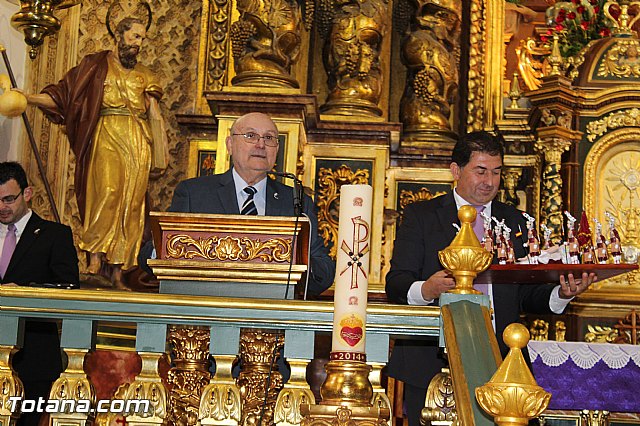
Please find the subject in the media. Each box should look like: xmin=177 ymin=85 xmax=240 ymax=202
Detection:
xmin=540 ymin=108 xmax=556 ymax=126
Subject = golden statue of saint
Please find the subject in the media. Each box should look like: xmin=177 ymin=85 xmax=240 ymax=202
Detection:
xmin=25 ymin=9 xmax=168 ymax=290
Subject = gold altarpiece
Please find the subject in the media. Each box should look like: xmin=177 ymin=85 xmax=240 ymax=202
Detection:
xmin=9 ymin=0 xmax=640 ymax=422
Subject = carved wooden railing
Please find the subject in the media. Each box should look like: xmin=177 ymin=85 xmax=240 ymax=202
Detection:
xmin=0 ymin=287 xmax=439 ymax=426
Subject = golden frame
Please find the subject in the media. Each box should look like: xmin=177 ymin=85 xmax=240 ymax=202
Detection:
xmin=382 ymin=167 xmax=454 ymax=280
xmin=187 ymin=139 xmax=219 ymax=178
xmin=302 ymin=143 xmax=388 ymax=290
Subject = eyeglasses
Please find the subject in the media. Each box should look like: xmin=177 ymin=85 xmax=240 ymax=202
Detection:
xmin=233 ymin=132 xmax=279 ymax=147
xmin=0 ymin=190 xmax=23 ymax=205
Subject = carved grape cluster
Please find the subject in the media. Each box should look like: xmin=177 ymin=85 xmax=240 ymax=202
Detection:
xmin=413 ymin=68 xmax=436 ymax=101
xmin=230 ymin=20 xmax=257 ymax=60
xmin=315 ymin=0 xmax=335 ymax=39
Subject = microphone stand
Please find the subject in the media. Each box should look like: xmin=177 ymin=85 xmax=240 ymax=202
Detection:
xmin=267 ymin=171 xmax=304 ymax=299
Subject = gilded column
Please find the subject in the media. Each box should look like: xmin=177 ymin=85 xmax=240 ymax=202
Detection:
xmin=318 ymin=0 xmax=389 ymax=117
xmin=0 ymin=346 xmax=23 ymax=426
xmin=535 ymin=127 xmax=580 ymax=243
xmin=274 ymin=359 xmax=315 ymax=426
xmin=167 ymin=326 xmax=211 ymax=426
xmin=49 ymin=349 xmax=96 ymax=426
xmin=125 ymin=353 xmax=169 ymax=426
xmin=398 ymin=0 xmax=460 ymax=149
xmin=237 ymin=330 xmax=284 ymax=426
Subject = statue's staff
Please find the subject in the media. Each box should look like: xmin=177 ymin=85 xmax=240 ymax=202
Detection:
xmin=0 ymin=43 xmax=60 ymax=223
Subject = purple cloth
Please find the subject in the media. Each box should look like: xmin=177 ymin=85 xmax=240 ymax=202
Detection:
xmin=532 ymin=357 xmax=640 ymax=412
xmin=0 ymin=224 xmax=16 ymax=278
xmin=472 ymin=205 xmax=488 ymax=295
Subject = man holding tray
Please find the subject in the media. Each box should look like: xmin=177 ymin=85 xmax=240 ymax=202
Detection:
xmin=385 ymin=131 xmax=598 ymax=426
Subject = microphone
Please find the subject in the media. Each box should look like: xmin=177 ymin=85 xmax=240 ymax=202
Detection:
xmin=267 ymin=171 xmax=303 ymax=216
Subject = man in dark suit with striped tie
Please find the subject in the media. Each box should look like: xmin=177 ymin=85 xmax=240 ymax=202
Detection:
xmin=148 ymin=112 xmax=334 ymax=297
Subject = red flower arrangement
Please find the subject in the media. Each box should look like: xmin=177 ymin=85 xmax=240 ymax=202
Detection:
xmin=543 ymin=0 xmax=614 ymax=57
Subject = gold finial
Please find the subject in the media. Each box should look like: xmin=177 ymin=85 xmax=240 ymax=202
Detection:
xmin=437 ymin=205 xmax=493 ymax=294
xmin=605 ymin=0 xmax=638 ymax=36
xmin=475 ymin=323 xmax=551 ymax=426
xmin=508 ymin=72 xmax=522 ymax=109
xmin=548 ymin=34 xmax=563 ymax=76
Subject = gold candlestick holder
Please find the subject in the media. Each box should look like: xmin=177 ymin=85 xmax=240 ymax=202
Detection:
xmin=300 ymin=359 xmax=389 ymax=426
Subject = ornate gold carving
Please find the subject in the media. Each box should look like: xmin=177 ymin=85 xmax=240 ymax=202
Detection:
xmin=422 ymin=369 xmax=457 ymax=425
xmin=165 ymin=234 xmax=293 ymax=262
xmin=167 ymin=326 xmax=211 ymax=426
xmin=555 ymin=321 xmax=566 ymax=342
xmin=319 ymin=0 xmax=388 ymax=117
xmin=605 ymin=0 xmax=640 ymax=35
xmin=0 ymin=346 xmax=24 ymax=426
xmin=398 ymin=188 xmax=446 ymax=214
xmin=238 ymin=330 xmax=284 ymax=426
xmin=399 ymin=0 xmax=460 ymax=137
xmin=230 ymin=0 xmax=304 ymax=88
xmin=580 ymin=410 xmax=610 ymax=426
xmin=476 ymin=324 xmax=550 ymax=426
xmin=585 ymin=325 xmax=620 ymax=343
xmin=438 ymin=206 xmax=492 ymax=294
xmin=535 ymin=136 xmax=572 ymax=242
xmin=125 ymin=352 xmax=168 ymax=424
xmin=466 ymin=0 xmax=485 ymax=132
xmin=516 ymin=37 xmax=551 ymax=91
xmin=586 ymin=108 xmax=640 ymax=142
xmin=597 ymin=39 xmax=640 ymax=78
xmin=199 ymin=355 xmax=242 ymax=426
xmin=497 ymin=167 xmax=523 ymax=208
xmin=206 ymin=0 xmax=232 ymax=92
xmin=49 ymin=349 xmax=96 ymax=426
xmin=317 ymin=165 xmax=370 ymax=258
xmin=275 ymin=359 xmax=315 ymax=426
xmin=529 ymin=319 xmax=549 ymax=341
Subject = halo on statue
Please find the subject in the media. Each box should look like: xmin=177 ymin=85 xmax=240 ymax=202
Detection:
xmin=106 ymin=0 xmax=153 ymax=38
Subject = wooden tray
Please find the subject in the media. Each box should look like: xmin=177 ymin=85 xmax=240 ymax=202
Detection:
xmin=475 ymin=263 xmax=638 ymax=285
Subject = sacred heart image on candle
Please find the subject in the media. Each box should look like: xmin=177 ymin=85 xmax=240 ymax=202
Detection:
xmin=331 ymin=185 xmax=372 ymax=359
xmin=339 ymin=314 xmax=364 ymax=347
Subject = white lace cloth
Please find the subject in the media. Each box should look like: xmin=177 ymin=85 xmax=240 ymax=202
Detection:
xmin=528 ymin=341 xmax=640 ymax=370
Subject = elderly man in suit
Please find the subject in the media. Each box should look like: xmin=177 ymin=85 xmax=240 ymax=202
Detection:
xmin=385 ymin=132 xmax=597 ymax=426
xmin=0 ymin=161 xmax=79 ymax=426
xmin=142 ymin=112 xmax=334 ymax=296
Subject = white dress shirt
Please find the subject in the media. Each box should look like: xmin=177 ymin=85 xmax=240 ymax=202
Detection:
xmin=0 ymin=210 xmax=32 ymax=258
xmin=232 ymin=169 xmax=267 ymax=216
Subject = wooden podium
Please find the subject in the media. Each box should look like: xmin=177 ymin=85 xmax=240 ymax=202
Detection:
xmin=148 ymin=212 xmax=311 ymax=299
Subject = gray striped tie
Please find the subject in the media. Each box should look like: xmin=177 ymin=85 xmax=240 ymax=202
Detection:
xmin=241 ymin=186 xmax=258 ymax=215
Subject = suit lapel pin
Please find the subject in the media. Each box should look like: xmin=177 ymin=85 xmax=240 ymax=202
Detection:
xmin=34 ymin=228 xmax=40 ymax=235
xmin=274 ymin=192 xmax=279 ymax=199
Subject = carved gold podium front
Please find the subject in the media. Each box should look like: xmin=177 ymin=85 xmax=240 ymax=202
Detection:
xmin=149 ymin=212 xmax=311 ymax=299
xmin=148 ymin=212 xmax=314 ymax=425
